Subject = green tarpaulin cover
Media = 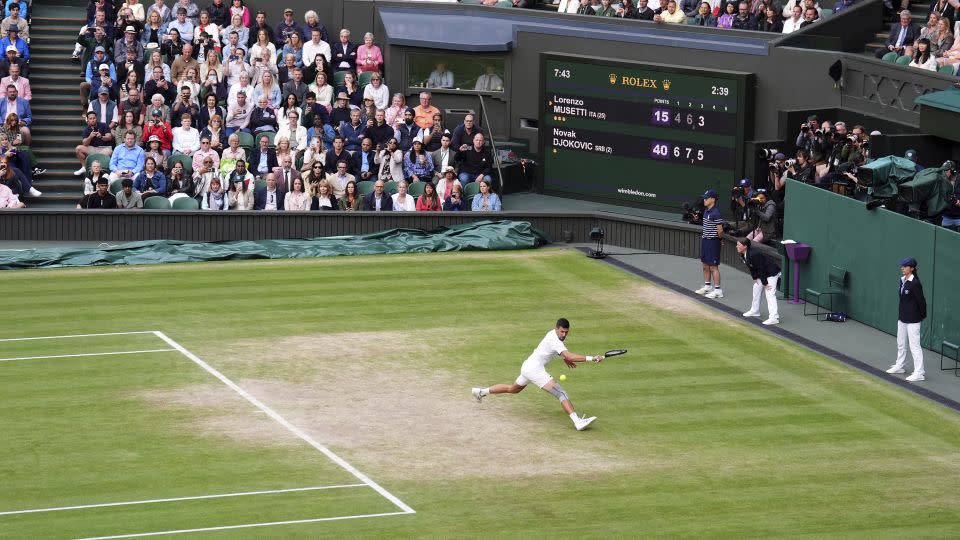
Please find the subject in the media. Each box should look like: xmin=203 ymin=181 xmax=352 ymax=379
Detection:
xmin=0 ymin=220 xmax=549 ymax=270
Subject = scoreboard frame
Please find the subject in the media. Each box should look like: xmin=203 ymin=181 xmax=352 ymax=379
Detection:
xmin=537 ymin=53 xmax=755 ymax=212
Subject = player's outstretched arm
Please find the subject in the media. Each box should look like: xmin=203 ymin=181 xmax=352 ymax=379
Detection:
xmin=561 ymin=350 xmax=605 ymax=368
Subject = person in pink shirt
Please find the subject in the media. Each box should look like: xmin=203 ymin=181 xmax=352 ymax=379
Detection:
xmin=0 ymin=175 xmax=23 ymax=207
xmin=356 ymin=32 xmax=383 ymax=75
xmin=0 ymin=63 xmax=28 ymax=100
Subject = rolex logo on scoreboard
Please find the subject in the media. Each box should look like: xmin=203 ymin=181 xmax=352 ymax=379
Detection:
xmin=662 ymin=79 xmax=671 ymax=91
xmin=609 ymin=73 xmax=617 ymax=85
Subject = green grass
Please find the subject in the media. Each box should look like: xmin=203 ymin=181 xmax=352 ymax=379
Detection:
xmin=1 ymin=249 xmax=959 ymax=538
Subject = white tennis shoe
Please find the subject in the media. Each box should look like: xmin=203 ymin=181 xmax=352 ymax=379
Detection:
xmin=885 ymin=366 xmax=905 ymax=374
xmin=574 ymin=415 xmax=597 ymax=431
xmin=762 ymin=317 xmax=780 ymax=326
xmin=705 ymin=289 xmax=724 ymax=299
xmin=905 ymin=373 xmax=925 ymax=382
xmin=694 ymin=285 xmax=712 ymax=295
xmin=471 ymin=387 xmax=484 ymax=403
xmin=743 ymin=310 xmax=761 ymax=317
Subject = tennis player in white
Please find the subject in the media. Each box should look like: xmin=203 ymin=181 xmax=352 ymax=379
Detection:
xmin=472 ymin=318 xmax=605 ymax=430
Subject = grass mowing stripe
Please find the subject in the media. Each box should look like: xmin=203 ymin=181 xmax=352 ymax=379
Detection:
xmin=0 ymin=349 xmax=175 ymax=363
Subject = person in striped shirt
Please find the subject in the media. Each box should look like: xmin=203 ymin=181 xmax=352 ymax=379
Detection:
xmin=695 ymin=188 xmax=726 ymax=299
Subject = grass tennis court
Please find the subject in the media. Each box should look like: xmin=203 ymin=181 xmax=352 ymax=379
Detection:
xmin=2 ymin=249 xmax=960 ymax=538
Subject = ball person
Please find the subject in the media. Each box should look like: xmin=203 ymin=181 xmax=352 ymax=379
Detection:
xmin=886 ymin=257 xmax=926 ymax=382
xmin=737 ymin=237 xmax=781 ymax=325
xmin=472 ymin=318 xmax=605 ymax=431
xmin=695 ymin=188 xmax=725 ymax=298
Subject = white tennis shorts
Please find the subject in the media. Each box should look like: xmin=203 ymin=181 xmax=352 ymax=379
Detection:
xmin=515 ymin=359 xmax=552 ymax=388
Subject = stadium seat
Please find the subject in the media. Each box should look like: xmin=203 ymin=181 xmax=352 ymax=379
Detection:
xmin=895 ymin=55 xmax=912 ymax=65
xmin=881 ymin=52 xmax=898 ymax=63
xmin=143 ymin=196 xmax=171 ymax=209
xmin=384 ymin=180 xmax=399 ymax=195
xmin=940 ymin=340 xmax=960 ymax=375
xmin=85 ymin=154 xmax=111 ymax=173
xmin=334 ymin=71 xmax=347 ymax=87
xmin=358 ymin=71 xmax=373 ymax=87
xmin=237 ymin=131 xmax=255 ymax=152
xmin=463 ymin=181 xmax=481 ymax=200
xmin=171 ymin=196 xmax=200 ymax=210
xmin=938 ymin=65 xmax=956 ymax=75
xmin=407 ymin=181 xmax=425 ymax=197
xmin=168 ymin=154 xmax=194 ymax=176
xmin=803 ymin=265 xmax=847 ymax=320
xmin=819 ymin=7 xmax=832 ymax=17
xmin=109 ymin=179 xmax=123 ymax=195
xmin=357 ymin=180 xmax=375 ymax=195
xmin=254 ymin=178 xmax=266 ymax=192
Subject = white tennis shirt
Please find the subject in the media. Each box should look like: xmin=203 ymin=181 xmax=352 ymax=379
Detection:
xmin=526 ymin=329 xmax=567 ymax=367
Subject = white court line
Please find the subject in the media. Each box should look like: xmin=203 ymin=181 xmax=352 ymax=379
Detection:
xmin=0 ymin=484 xmax=366 ymax=516
xmin=0 ymin=331 xmax=156 ymax=342
xmin=0 ymin=349 xmax=176 ymax=363
xmin=75 ymin=511 xmax=411 ymax=540
xmin=153 ymin=331 xmax=416 ymax=516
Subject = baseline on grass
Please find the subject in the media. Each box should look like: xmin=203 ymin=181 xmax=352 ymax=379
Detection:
xmin=0 ymin=330 xmax=414 ymax=538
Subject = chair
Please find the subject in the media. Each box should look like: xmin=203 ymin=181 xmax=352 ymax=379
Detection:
xmin=881 ymin=52 xmax=898 ymax=63
xmin=254 ymin=178 xmax=266 ymax=192
xmin=938 ymin=65 xmax=956 ymax=75
xmin=357 ymin=180 xmax=375 ymax=196
xmin=168 ymin=154 xmax=194 ymax=176
xmin=85 ymin=153 xmax=111 ymax=173
xmin=819 ymin=7 xmax=832 ymax=17
xmin=143 ymin=196 xmax=171 ymax=209
xmin=358 ymin=71 xmax=373 ymax=87
xmin=257 ymin=130 xmax=277 ymax=147
xmin=333 ymin=70 xmax=347 ymax=87
xmin=463 ymin=181 xmax=481 ymax=200
xmin=171 ymin=196 xmax=200 ymax=210
xmin=407 ymin=181 xmax=425 ymax=197
xmin=237 ymin=131 xmax=255 ymax=152
xmin=384 ymin=180 xmax=399 ymax=194
xmin=941 ymin=341 xmax=960 ymax=376
xmin=803 ymin=265 xmax=847 ymax=320
xmin=109 ymin=179 xmax=124 ymax=195
xmin=895 ymin=55 xmax=912 ymax=65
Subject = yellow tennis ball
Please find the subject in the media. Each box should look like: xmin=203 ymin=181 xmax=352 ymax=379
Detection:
xmin=559 ymin=374 xmax=567 ymax=382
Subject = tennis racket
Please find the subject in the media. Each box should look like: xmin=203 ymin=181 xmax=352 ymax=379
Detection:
xmin=603 ymin=349 xmax=628 ymax=358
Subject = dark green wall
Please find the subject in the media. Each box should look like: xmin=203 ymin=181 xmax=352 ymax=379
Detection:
xmin=784 ymin=180 xmax=960 ymax=349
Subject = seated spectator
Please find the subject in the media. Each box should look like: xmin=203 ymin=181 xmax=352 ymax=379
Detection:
xmin=0 ymin=62 xmax=28 ymax=101
xmin=0 ymin=27 xmax=27 ymax=60
xmin=689 ymin=1 xmax=717 ymax=25
xmin=300 ymin=137 xmax=325 ymax=175
xmin=910 ymin=38 xmax=938 ymax=70
xmin=596 ymin=0 xmax=618 ymax=16
xmin=717 ymin=2 xmax=736 ymax=27
xmin=308 ymin=71 xmax=334 ymax=110
xmin=384 ymin=93 xmax=406 ymax=131
xmin=338 ymin=179 xmax=361 ymax=211
xmin=201 ymin=114 xmax=226 ymax=153
xmin=339 ymin=108 xmax=365 ymax=152
xmin=73 ymin=18 xmax=110 ymax=65
xmin=168 ymin=7 xmax=195 ymax=42
xmin=274 ymin=136 xmax=295 ymax=169
xmin=146 ymin=0 xmax=171 ymax=27
xmin=170 ymin=43 xmax=200 ymax=84
xmin=575 ymin=0 xmax=596 ymax=15
xmin=144 ymin=135 xmax=168 ymax=171
xmin=113 ymin=110 xmax=143 ymax=146
xmin=145 ymin=50 xmax=170 ymax=82
xmin=332 ymin=28 xmax=357 ymax=73
xmin=328 ymin=159 xmax=354 ymax=198
xmin=422 ymin=112 xmax=445 ymax=152
xmin=918 ymin=12 xmax=940 ymax=44
xmin=876 ymin=11 xmax=918 ymax=58
xmin=224 ymin=47 xmax=252 ymax=87
xmin=75 ymin=111 xmax=114 ymax=176
xmin=456 ymin=132 xmax=493 ymax=187
xmin=133 ymin=155 xmax=166 ymax=197
xmin=282 ymin=68 xmax=308 ymax=106
xmin=1 ymin=4 xmax=28 ymax=40
xmin=329 ymin=92 xmax=352 ymax=128
xmin=272 ymin=153 xmax=299 ymax=193
xmin=0 ymin=173 xmax=21 ymax=207
xmin=277 ymin=109 xmax=308 ymax=155
xmin=442 ymin=182 xmax=466 ymax=211
xmin=77 ymin=177 xmax=117 ymax=209
xmin=363 ymin=178 xmax=392 ymax=211
xmin=161 ymin=28 xmax=185 ymax=61
xmin=226 ymin=157 xmax=253 ymax=188
xmin=366 ymin=109 xmax=393 ymax=149
xmin=354 ymin=33 xmax=383 ymax=77
xmin=192 ymin=135 xmax=219 ymax=172
xmin=404 ymin=136 xmax=434 ymax=183
xmin=253 ymin=172 xmax=283 ymax=210
xmin=376 ymin=137 xmax=403 ymax=182
xmin=194 ymin=12 xmax=221 ymax=55
xmin=145 ymin=66 xmax=175 ymax=105
xmin=309 ymin=177 xmax=338 ymax=210
xmin=471 ymin=179 xmax=502 ymax=211
xmin=143 ymin=107 xmax=173 ymax=153
xmin=655 ymin=0 xmax=687 ymax=22
xmin=436 ymin=165 xmax=461 ymax=200
xmin=220 ymin=23 xmax=248 ymax=62
xmin=0 ymin=87 xmax=29 ymax=146
xmin=352 ymin=137 xmax=377 ymax=182
xmin=391 ymin=179 xmax=416 ymax=211
xmin=474 ymin=65 xmax=502 ymax=92
xmin=141 ymin=11 xmax=165 ymax=48
xmin=323 ymin=135 xmax=351 ymax=175
xmin=170 ymin=83 xmax=199 ymax=121
xmin=781 ymin=4 xmax=803 ymax=33
xmin=198 ymin=93 xmax=225 ymax=132
xmin=281 ymin=32 xmax=304 ymax=68
xmin=426 ymin=62 xmax=453 ymax=89
xmin=247 ymin=134 xmax=277 ymax=178
xmin=302 ymin=158 xmax=326 ymax=192
xmin=450 ymin=114 xmax=483 ymax=153
xmin=249 ymin=29 xmax=276 ymax=68
xmin=303 ymin=28 xmax=331 ymax=69
xmin=248 ymin=94 xmax=279 ymax=134
xmin=82 ymin=159 xmax=110 ymax=195
xmin=91 ymin=62 xmax=119 ymax=104
xmin=0 ymin=43 xmax=26 ymax=78
xmin=280 ymin=177 xmax=309 ymax=211
xmin=757 ymin=7 xmax=782 ymax=31
xmin=228 ymin=0 xmax=250 ymax=30
xmin=932 ymin=17 xmax=953 ymax=56
xmin=172 ymin=113 xmax=200 ymax=155
xmin=220 ymin=132 xmax=245 ymax=170
xmin=730 ymin=2 xmax=757 ymax=29
xmin=110 ymin=132 xmax=146 ymax=181
xmin=201 ymin=177 xmax=229 ymax=210
xmin=116 ymin=178 xmax=144 ymax=209
xmin=798 ymin=6 xmax=819 ymax=28
xmin=193 ymin=154 xmax=218 ymax=199
xmin=363 ymin=73 xmax=389 ymax=110
xmin=119 ymin=73 xmax=144 ymax=112
xmin=416 ymin=181 xmax=442 ymax=211
xmin=227 ymin=175 xmax=253 ymax=209
xmin=252 ymin=71 xmax=281 ymax=109
xmin=930 ymin=0 xmax=955 ymax=26
xmin=225 ymin=90 xmax=252 ymax=136
xmin=115 ymin=25 xmax=144 ymax=65
xmin=336 ymin=71 xmax=363 ymax=108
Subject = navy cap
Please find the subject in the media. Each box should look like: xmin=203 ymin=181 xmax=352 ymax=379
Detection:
xmin=774 ymin=152 xmax=786 ymax=160
xmin=738 ymin=178 xmax=751 ymax=187
xmin=702 ymin=189 xmax=718 ymax=199
xmin=899 ymin=257 xmax=917 ymax=267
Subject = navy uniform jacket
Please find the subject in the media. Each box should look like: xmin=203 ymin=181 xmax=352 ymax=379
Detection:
xmin=743 ymin=248 xmax=781 ymax=286
xmin=898 ymin=275 xmax=926 ymax=324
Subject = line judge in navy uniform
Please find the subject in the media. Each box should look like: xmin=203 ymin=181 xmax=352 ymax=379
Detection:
xmin=737 ymin=237 xmax=781 ymax=325
xmin=695 ymin=189 xmax=725 ymax=299
xmin=886 ymin=257 xmax=926 ymax=382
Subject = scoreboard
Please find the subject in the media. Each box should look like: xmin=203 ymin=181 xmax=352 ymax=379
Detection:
xmin=539 ymin=54 xmax=754 ymax=211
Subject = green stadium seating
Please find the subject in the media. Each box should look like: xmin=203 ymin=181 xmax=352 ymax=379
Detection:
xmin=254 ymin=179 xmax=267 ymax=192
xmin=406 ymin=181 xmax=425 ymax=197
xmin=895 ymin=55 xmax=912 ymax=65
xmin=109 ymin=179 xmax=123 ymax=195
xmin=333 ymin=70 xmax=347 ymax=87
xmin=357 ymin=180 xmax=375 ymax=195
xmin=143 ymin=196 xmax=171 ymax=209
xmin=463 ymin=181 xmax=481 ymax=200
xmin=237 ymin=131 xmax=255 ymax=152
xmin=938 ymin=65 xmax=956 ymax=75
xmin=881 ymin=52 xmax=898 ymax=63
xmin=171 ymin=196 xmax=200 ymax=210
xmin=358 ymin=71 xmax=374 ymax=88
xmin=384 ymin=180 xmax=399 ymax=195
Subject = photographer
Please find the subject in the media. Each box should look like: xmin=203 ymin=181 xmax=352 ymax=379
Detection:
xmin=733 ymin=188 xmax=777 ymax=244
xmin=941 ymin=160 xmax=960 ymax=231
xmin=783 ymin=149 xmax=814 ymax=185
xmin=737 ymin=237 xmax=781 ymax=325
xmin=730 ymin=177 xmax=753 ymax=222
xmin=795 ymin=115 xmax=824 ymax=156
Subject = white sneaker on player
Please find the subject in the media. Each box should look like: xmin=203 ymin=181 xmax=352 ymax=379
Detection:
xmin=762 ymin=317 xmax=779 ymax=325
xmin=28 ymin=187 xmax=41 ymax=197
xmin=694 ymin=285 xmax=712 ymax=295
xmin=742 ymin=310 xmax=761 ymax=317
xmin=574 ymin=415 xmax=596 ymax=431
xmin=74 ymin=166 xmax=87 ymax=176
xmin=905 ymin=373 xmax=925 ymax=382
xmin=885 ymin=365 xmax=905 ymax=374
xmin=471 ymin=387 xmax=484 ymax=403
xmin=705 ymin=289 xmax=724 ymax=299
